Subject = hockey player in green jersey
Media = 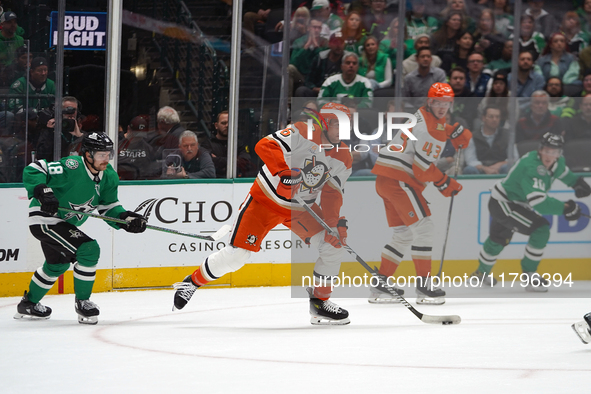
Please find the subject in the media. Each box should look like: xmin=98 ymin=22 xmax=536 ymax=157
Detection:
xmin=15 ymin=132 xmax=147 ymax=324
xmin=472 ymin=132 xmax=591 ymax=291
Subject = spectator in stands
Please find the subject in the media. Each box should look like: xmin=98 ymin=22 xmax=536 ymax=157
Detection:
xmin=525 ymin=0 xmax=558 ymax=40
xmin=537 ymin=33 xmax=580 ymax=85
xmin=163 ymin=130 xmax=215 ymax=179
xmin=341 ymin=11 xmax=366 ymax=55
xmin=465 ymin=52 xmax=491 ymax=97
xmin=478 ymin=69 xmax=510 ymax=125
xmin=402 ymin=34 xmax=442 ymax=77
xmin=511 ymin=14 xmax=545 ymax=61
xmin=0 ymin=108 xmax=36 ymax=182
xmin=8 ymin=57 xmax=55 ymax=112
xmin=491 ymin=0 xmax=513 ymax=39
xmin=508 ymin=50 xmax=545 ymax=98
xmin=287 ymin=6 xmax=310 ymax=44
xmin=0 ymin=11 xmax=24 ymax=67
xmin=577 ymin=0 xmax=591 ymax=35
xmin=561 ymin=11 xmax=589 ymax=57
xmin=449 ymin=66 xmax=471 ymax=97
xmin=242 ymin=0 xmax=275 ymax=48
xmin=149 ymin=106 xmax=185 ymax=158
xmin=310 ymin=0 xmax=343 ymax=39
xmin=296 ymin=32 xmax=345 ymax=98
xmin=289 ymin=17 xmax=328 ymax=100
xmin=319 ymin=53 xmax=374 ymax=108
xmin=473 ymin=8 xmax=505 ymax=62
xmin=403 ymin=47 xmax=447 ymax=107
xmin=439 ymin=0 xmax=475 ymax=33
xmin=363 ymin=0 xmax=394 ymax=41
xmin=440 ymin=30 xmax=474 ymax=73
xmin=349 ymin=0 xmax=371 ymax=15
xmin=380 ymin=18 xmax=414 ymax=70
xmin=343 ymin=96 xmax=377 ymax=176
xmin=1 ymin=44 xmax=30 ymax=87
xmin=566 ymin=94 xmax=591 ymax=141
xmin=406 ymin=0 xmax=439 ymax=39
xmin=118 ymin=116 xmax=159 ymax=180
xmin=463 ymin=106 xmax=513 ymax=174
xmin=431 ymin=11 xmax=463 ymax=59
xmin=582 ymin=71 xmax=591 ymax=95
xmin=358 ymin=35 xmax=392 ymax=90
xmin=36 ymin=96 xmax=84 ymax=161
xmin=545 ymin=77 xmax=576 ymax=118
xmin=516 ymin=90 xmax=564 ymax=143
xmin=486 ymin=39 xmax=512 ymax=73
xmin=200 ymin=110 xmax=254 ymax=178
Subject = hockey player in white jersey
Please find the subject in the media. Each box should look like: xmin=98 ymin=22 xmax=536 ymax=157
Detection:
xmin=173 ymin=102 xmax=354 ymax=325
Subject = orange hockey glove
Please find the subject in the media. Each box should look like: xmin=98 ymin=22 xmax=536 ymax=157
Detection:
xmin=434 ymin=174 xmax=462 ymax=197
xmin=277 ymin=169 xmax=302 ymax=200
xmin=449 ymin=123 xmax=472 ymax=150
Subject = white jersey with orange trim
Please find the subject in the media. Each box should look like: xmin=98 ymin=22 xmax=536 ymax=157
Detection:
xmin=372 ymin=106 xmax=451 ymax=191
xmin=250 ymin=122 xmax=352 ymax=217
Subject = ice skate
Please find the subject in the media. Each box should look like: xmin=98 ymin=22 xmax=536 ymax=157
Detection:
xmin=523 ymin=272 xmax=549 ymax=293
xmin=572 ymin=313 xmax=591 ymax=344
xmin=13 ymin=291 xmax=52 ymax=320
xmin=470 ymin=270 xmax=498 ymax=286
xmin=75 ymin=298 xmax=100 ymax=325
xmin=307 ymin=287 xmax=350 ymax=325
xmin=172 ymin=275 xmax=200 ymax=311
xmin=368 ymin=273 xmax=404 ymax=304
xmin=416 ymin=276 xmax=446 ymax=305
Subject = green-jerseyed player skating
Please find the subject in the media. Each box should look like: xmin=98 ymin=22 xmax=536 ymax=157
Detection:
xmin=15 ymin=132 xmax=147 ymax=324
xmin=471 ymin=132 xmax=591 ymax=291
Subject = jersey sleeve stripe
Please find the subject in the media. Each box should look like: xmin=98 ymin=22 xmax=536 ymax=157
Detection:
xmin=378 ymin=153 xmax=413 ymax=170
xmin=98 ymin=202 xmax=122 ymax=215
xmin=414 ymin=152 xmax=432 ymax=166
xmin=528 ymin=195 xmax=547 ymax=206
xmin=271 ymin=133 xmax=291 ymax=153
xmin=29 ymin=160 xmax=48 ymax=175
xmin=557 ymin=166 xmax=569 ymax=179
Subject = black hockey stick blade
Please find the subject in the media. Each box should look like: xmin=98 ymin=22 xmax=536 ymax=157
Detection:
xmin=293 ymin=196 xmax=461 ymax=325
xmin=58 ymin=207 xmax=231 ymax=241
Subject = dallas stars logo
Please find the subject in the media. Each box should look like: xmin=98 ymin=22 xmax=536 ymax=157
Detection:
xmin=65 ymin=197 xmax=97 ymax=221
xmin=69 ymin=229 xmax=84 ymax=239
xmin=300 ymin=156 xmax=331 ymax=193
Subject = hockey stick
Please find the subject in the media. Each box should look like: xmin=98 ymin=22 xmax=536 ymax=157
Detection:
xmin=293 ymin=195 xmax=461 ymax=325
xmin=58 ymin=207 xmax=231 ymax=241
xmin=436 ymin=147 xmax=463 ymax=279
xmin=582 ymin=213 xmax=591 ymax=219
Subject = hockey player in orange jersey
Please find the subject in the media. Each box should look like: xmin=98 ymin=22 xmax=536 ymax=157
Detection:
xmin=172 ymin=102 xmax=354 ymax=325
xmin=370 ymin=82 xmax=472 ymax=305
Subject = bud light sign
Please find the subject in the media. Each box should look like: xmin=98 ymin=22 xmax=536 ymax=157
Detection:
xmin=50 ymin=12 xmax=107 ymax=51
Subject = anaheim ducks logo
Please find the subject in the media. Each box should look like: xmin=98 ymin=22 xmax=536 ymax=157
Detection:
xmin=300 ymin=156 xmax=331 ymax=193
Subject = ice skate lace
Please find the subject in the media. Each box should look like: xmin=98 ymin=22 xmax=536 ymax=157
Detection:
xmin=79 ymin=300 xmax=99 ymax=311
xmin=322 ymin=300 xmax=342 ymax=313
xmin=173 ymin=281 xmax=197 ymax=301
xmin=34 ymin=304 xmax=48 ymax=313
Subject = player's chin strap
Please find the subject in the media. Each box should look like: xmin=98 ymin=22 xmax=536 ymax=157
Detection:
xmin=293 ymin=195 xmax=461 ymax=326
xmin=83 ymin=151 xmax=101 ymax=174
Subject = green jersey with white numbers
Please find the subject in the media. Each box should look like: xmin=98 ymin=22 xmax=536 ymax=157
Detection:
xmin=23 ymin=156 xmax=126 ymax=228
xmin=491 ymin=150 xmax=578 ymax=215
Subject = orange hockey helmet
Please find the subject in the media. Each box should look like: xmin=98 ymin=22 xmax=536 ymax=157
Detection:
xmin=427 ymin=82 xmax=454 ymax=101
xmin=320 ymin=102 xmax=352 ymax=124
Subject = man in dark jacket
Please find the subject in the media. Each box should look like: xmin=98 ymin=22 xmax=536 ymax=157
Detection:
xmin=163 ymin=130 xmax=215 ymax=179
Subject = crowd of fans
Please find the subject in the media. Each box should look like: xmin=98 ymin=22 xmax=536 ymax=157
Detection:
xmin=286 ymin=0 xmax=591 ymax=175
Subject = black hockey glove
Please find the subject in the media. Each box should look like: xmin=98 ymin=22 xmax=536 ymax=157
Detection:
xmin=33 ymin=184 xmax=59 ymax=215
xmin=564 ymin=200 xmax=581 ymax=221
xmin=120 ymin=211 xmax=147 ymax=233
xmin=573 ymin=177 xmax=591 ymax=198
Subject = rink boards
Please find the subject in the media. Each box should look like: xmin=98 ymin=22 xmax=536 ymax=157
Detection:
xmin=1 ymin=176 xmax=590 ymax=297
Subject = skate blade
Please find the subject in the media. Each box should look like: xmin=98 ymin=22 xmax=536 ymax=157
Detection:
xmin=368 ymin=296 xmax=402 ymax=304
xmin=310 ymin=315 xmax=351 ymax=325
xmin=524 ymin=286 xmax=549 ymax=293
xmin=13 ymin=312 xmax=50 ymax=320
xmin=77 ymin=315 xmax=98 ymax=325
xmin=416 ymin=296 xmax=446 ymax=305
xmin=572 ymin=321 xmax=591 ymax=344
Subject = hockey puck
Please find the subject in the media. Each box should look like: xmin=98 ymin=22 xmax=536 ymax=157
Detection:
xmin=442 ymin=321 xmax=453 ymax=325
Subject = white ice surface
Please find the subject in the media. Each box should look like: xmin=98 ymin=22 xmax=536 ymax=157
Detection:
xmin=1 ymin=286 xmax=590 ymax=394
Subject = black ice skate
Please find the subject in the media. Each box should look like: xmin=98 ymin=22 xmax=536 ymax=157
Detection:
xmin=172 ymin=275 xmax=200 ymax=311
xmin=307 ymin=287 xmax=350 ymax=325
xmin=416 ymin=276 xmax=446 ymax=305
xmin=572 ymin=312 xmax=591 ymax=344
xmin=522 ymin=272 xmax=549 ymax=293
xmin=470 ymin=270 xmax=498 ymax=286
xmin=75 ymin=298 xmax=100 ymax=325
xmin=14 ymin=291 xmax=52 ymax=320
xmin=368 ymin=273 xmax=405 ymax=304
